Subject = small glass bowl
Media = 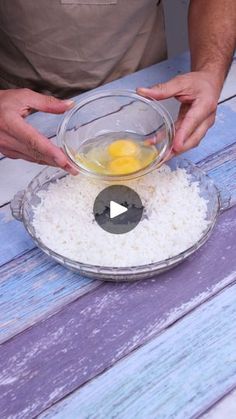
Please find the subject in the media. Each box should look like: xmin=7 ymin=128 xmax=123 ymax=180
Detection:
xmin=57 ymin=90 xmax=175 ymax=181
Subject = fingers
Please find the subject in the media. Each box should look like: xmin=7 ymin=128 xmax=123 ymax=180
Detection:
xmin=0 ymin=147 xmax=52 ymax=165
xmin=173 ymin=103 xmax=215 ymax=152
xmin=144 ymin=128 xmax=166 ymax=146
xmin=0 ymin=89 xmax=78 ymax=173
xmin=137 ymin=76 xmax=185 ymax=101
xmin=22 ymin=89 xmax=75 ymax=114
xmin=136 ymin=71 xmax=220 ymax=156
xmin=2 ymin=115 xmax=78 ymax=174
xmin=0 ymin=132 xmax=70 ymax=167
xmin=173 ymin=115 xmax=214 ymax=154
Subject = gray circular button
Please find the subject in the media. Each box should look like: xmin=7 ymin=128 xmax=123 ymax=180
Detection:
xmin=93 ymin=185 xmax=144 ymax=234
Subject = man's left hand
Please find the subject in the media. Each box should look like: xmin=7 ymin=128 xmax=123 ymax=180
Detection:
xmin=137 ymin=71 xmax=222 ymax=154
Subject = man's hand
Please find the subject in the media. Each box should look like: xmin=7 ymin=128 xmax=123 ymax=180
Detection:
xmin=0 ymin=88 xmax=77 ymax=174
xmin=137 ymin=71 xmax=222 ymax=154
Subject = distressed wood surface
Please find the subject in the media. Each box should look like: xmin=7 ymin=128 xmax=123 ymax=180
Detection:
xmin=182 ymin=99 xmax=236 ymax=163
xmin=0 ymin=96 xmax=236 ymax=207
xmin=0 ymin=248 xmax=100 ymax=344
xmin=0 ymin=52 xmax=235 ymax=419
xmin=39 ymin=282 xmax=236 ymax=419
xmin=0 ymin=206 xmax=235 ymax=418
xmin=0 ymin=142 xmax=235 ymax=345
xmin=203 ymin=389 xmax=236 ymax=419
xmin=199 ymin=142 xmax=236 ymax=209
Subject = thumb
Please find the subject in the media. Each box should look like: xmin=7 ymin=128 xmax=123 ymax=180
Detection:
xmin=27 ymin=91 xmax=75 ymax=114
xmin=137 ymin=78 xmax=181 ymax=100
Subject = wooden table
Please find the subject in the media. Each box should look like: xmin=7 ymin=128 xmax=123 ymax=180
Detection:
xmin=0 ymin=52 xmax=236 ymax=419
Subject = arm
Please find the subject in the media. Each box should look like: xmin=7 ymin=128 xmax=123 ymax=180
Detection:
xmin=138 ymin=0 xmax=236 ymax=154
xmin=189 ymin=0 xmax=236 ymax=85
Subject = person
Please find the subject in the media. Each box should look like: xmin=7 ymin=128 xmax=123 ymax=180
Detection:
xmin=0 ymin=0 xmax=235 ymax=174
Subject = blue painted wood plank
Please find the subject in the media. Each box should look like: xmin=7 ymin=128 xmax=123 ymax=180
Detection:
xmin=0 ymin=248 xmax=100 ymax=344
xmin=199 ymin=142 xmax=236 ymax=209
xmin=182 ymin=100 xmax=236 ymax=163
xmin=40 ymin=282 xmax=236 ymax=419
xmin=0 ymin=205 xmax=35 ymax=266
xmin=0 ymin=206 xmax=235 ymax=418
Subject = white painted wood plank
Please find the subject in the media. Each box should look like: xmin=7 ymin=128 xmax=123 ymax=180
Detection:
xmin=0 ymin=158 xmax=46 ymax=205
xmin=202 ymin=389 xmax=236 ymax=419
xmin=40 ymin=282 xmax=236 ymax=419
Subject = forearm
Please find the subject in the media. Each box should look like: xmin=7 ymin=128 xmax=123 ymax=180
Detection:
xmin=189 ymin=0 xmax=236 ymax=88
xmin=138 ymin=1 xmax=235 ymax=154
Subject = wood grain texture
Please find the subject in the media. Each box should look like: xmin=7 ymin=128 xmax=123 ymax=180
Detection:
xmin=0 ymin=248 xmax=100 ymax=344
xmin=0 ymin=206 xmax=235 ymax=419
xmin=40 ymin=282 xmax=236 ymax=419
xmin=182 ymin=99 xmax=236 ymax=164
xmin=199 ymin=142 xmax=236 ymax=210
xmin=0 ymin=141 xmax=235 ymax=345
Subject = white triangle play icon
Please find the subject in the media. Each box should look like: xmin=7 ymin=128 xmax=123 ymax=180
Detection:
xmin=110 ymin=200 xmax=128 ymax=219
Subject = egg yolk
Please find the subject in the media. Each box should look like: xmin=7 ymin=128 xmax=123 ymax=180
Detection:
xmin=108 ymin=139 xmax=138 ymax=158
xmin=108 ymin=156 xmax=141 ymax=175
xmin=75 ymin=138 xmax=158 ymax=176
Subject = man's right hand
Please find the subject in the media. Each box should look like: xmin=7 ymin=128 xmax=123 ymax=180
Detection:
xmin=0 ymin=88 xmax=77 ymax=174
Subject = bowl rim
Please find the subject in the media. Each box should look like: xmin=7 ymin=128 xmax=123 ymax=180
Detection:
xmin=20 ymin=158 xmax=220 ymax=280
xmin=57 ymin=89 xmax=175 ymax=181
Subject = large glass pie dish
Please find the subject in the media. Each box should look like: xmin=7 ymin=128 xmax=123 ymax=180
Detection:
xmin=11 ymin=158 xmax=222 ymax=282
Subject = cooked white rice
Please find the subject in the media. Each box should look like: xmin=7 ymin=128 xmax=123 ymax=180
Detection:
xmin=32 ymin=165 xmax=209 ymax=267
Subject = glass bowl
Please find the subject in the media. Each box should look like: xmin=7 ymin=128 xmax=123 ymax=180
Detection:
xmin=57 ymin=90 xmax=175 ymax=181
xmin=11 ymin=158 xmax=220 ymax=282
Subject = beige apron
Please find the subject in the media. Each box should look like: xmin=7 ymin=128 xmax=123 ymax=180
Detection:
xmin=0 ymin=0 xmax=167 ymax=98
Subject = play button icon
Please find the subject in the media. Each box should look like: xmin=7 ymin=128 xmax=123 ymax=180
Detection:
xmin=110 ymin=201 xmax=128 ymax=219
xmin=93 ymin=185 xmax=144 ymax=234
